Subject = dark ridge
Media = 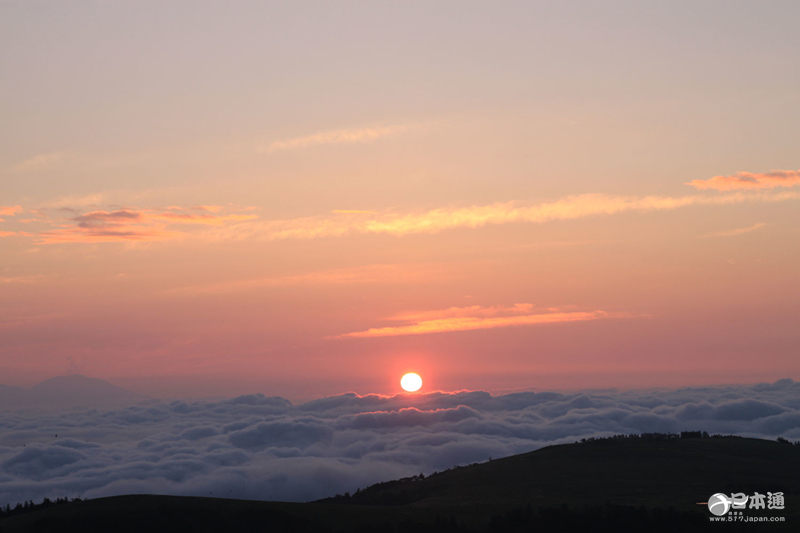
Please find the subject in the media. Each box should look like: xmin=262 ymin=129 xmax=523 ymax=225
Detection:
xmin=2 ymin=435 xmax=798 ymax=532
xmin=319 ymin=431 xmax=800 ymax=505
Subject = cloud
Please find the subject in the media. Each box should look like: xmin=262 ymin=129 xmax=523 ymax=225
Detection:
xmin=391 ymin=303 xmax=536 ymax=322
xmin=2 ymin=446 xmax=89 ymax=479
xmin=213 ymin=191 xmax=800 ymax=241
xmin=343 ymin=406 xmax=482 ymax=429
xmin=38 ymin=225 xmax=183 ymax=244
xmin=36 ymin=207 xmax=258 ymax=244
xmin=149 ymin=212 xmax=257 ymax=226
xmin=259 ymin=123 xmax=421 ymax=153
xmin=40 ymin=193 xmax=106 ymax=210
xmin=6 ymin=152 xmax=73 ymax=174
xmin=73 ymin=210 xmax=143 ymax=226
xmin=0 ymin=231 xmax=35 ymax=238
xmin=0 ymin=275 xmax=47 ymax=285
xmin=1 ymin=380 xmax=799 ymax=506
xmin=334 ymin=305 xmax=613 ymax=338
xmin=702 ymin=222 xmax=766 ymax=238
xmin=168 ymin=263 xmax=452 ymax=295
xmin=687 ymin=169 xmax=800 ymax=191
xmin=69 ymin=209 xmax=256 ymax=228
xmin=0 ymin=206 xmax=23 ymax=217
xmin=13 ymin=172 xmax=800 ymax=245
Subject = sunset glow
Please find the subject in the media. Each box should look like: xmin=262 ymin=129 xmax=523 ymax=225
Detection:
xmin=0 ymin=1 xmax=798 ymax=401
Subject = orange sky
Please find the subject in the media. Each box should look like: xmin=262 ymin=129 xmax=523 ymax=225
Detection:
xmin=1 ymin=2 xmax=799 ymax=400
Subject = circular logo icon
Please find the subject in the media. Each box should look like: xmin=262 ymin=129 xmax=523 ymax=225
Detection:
xmin=708 ymin=493 xmax=731 ymax=516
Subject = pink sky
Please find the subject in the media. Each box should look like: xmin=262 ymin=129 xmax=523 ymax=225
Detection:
xmin=1 ymin=2 xmax=799 ymax=400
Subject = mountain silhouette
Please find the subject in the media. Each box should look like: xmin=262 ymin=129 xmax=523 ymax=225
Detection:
xmin=0 ymin=375 xmax=146 ymax=412
xmin=1 ymin=435 xmax=797 ymax=532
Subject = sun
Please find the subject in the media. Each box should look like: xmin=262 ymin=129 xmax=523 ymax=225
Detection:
xmin=400 ymin=372 xmax=422 ymax=392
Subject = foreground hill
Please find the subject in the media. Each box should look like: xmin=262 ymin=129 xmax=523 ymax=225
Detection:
xmin=1 ymin=436 xmax=798 ymax=532
xmin=321 ymin=434 xmax=800 ymax=510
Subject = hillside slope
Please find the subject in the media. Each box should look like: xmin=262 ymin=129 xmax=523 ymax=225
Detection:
xmin=1 ymin=436 xmax=797 ymax=532
xmin=322 ymin=436 xmax=800 ymax=510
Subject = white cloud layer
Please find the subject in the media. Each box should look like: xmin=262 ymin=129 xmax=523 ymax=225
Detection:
xmin=1 ymin=380 xmax=799 ymax=506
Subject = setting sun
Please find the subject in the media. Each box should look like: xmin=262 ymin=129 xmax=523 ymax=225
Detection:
xmin=400 ymin=373 xmax=423 ymax=392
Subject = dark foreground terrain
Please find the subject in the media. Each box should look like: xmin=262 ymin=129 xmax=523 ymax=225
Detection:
xmin=2 ymin=435 xmax=798 ymax=532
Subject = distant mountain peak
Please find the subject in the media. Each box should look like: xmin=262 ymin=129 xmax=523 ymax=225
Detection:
xmin=32 ymin=374 xmax=133 ymax=390
xmin=1 ymin=374 xmax=146 ymax=412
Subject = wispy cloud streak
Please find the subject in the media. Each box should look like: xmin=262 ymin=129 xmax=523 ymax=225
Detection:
xmin=0 ymin=206 xmax=23 ymax=217
xmin=687 ymin=170 xmax=800 ymax=191
xmin=216 ymin=191 xmax=800 ymax=241
xmin=702 ymin=222 xmax=766 ymax=238
xmin=259 ymin=123 xmax=421 ymax=153
xmin=37 ymin=207 xmax=258 ymax=244
xmin=6 ymin=152 xmax=73 ymax=174
xmin=168 ymin=263 xmax=452 ymax=295
xmin=334 ymin=304 xmax=613 ymax=338
xmin=0 ymin=275 xmax=47 ymax=285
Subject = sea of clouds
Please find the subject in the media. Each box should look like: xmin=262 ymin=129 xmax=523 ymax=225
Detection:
xmin=2 ymin=379 xmax=800 ymax=506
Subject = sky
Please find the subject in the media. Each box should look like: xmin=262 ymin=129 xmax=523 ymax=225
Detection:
xmin=1 ymin=1 xmax=800 ymax=400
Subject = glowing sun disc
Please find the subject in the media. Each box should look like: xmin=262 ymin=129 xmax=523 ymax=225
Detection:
xmin=401 ymin=372 xmax=422 ymax=392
